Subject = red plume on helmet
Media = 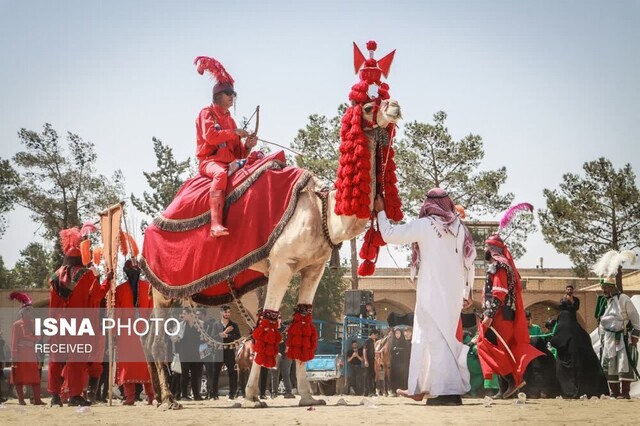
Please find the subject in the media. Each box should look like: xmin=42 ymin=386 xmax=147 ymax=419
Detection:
xmin=60 ymin=227 xmax=82 ymax=257
xmin=194 ymin=56 xmax=235 ymax=83
xmin=9 ymin=291 xmax=32 ymax=307
xmin=194 ymin=56 xmax=235 ymax=97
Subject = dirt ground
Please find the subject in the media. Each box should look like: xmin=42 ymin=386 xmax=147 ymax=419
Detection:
xmin=0 ymin=394 xmax=638 ymax=426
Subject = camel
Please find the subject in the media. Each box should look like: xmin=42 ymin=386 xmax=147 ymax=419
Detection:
xmin=235 ymin=339 xmax=254 ymax=398
xmin=374 ymin=330 xmax=392 ymax=396
xmin=143 ymin=98 xmax=402 ymax=409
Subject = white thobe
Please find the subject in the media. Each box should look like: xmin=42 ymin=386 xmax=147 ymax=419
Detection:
xmin=377 ymin=211 xmax=475 ymax=396
xmin=599 ymin=293 xmax=640 ymax=378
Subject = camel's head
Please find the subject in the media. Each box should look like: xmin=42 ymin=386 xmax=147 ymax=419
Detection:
xmin=361 ymin=99 xmax=402 ymax=130
xmin=379 ymin=99 xmax=402 ymax=125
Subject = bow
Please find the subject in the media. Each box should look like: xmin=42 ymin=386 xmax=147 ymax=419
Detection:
xmin=241 ymin=105 xmax=304 ymax=156
xmin=243 ymin=105 xmax=260 ymax=137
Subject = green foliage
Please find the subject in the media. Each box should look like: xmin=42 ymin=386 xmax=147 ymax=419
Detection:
xmin=130 ymin=137 xmax=192 ymax=231
xmin=290 ymin=105 xmax=345 ymax=186
xmin=498 ymin=213 xmax=537 ymax=260
xmin=0 ymin=159 xmax=21 ymax=238
xmin=11 ymin=123 xmax=125 ymax=244
xmin=539 ymin=158 xmax=640 ymax=286
xmin=395 ymin=111 xmax=534 ymax=259
xmin=396 ymin=111 xmax=513 ymax=217
xmin=0 ymin=256 xmax=15 ymax=289
xmin=11 ymin=242 xmax=54 ymax=288
xmin=281 ymin=266 xmax=349 ymax=322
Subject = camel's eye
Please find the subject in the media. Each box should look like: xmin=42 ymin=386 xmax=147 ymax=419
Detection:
xmin=363 ymin=106 xmax=373 ymax=113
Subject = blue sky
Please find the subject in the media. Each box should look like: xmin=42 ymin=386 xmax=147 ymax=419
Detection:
xmin=1 ymin=0 xmax=639 ymax=270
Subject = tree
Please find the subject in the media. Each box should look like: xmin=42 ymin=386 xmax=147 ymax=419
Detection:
xmin=291 ymin=108 xmax=342 ymax=186
xmin=539 ymin=158 xmax=640 ymax=290
xmin=0 ymin=159 xmax=20 ymax=238
xmin=281 ymin=266 xmax=349 ymax=323
xmin=0 ymin=256 xmax=15 ymax=289
xmin=290 ymin=105 xmax=362 ymax=289
xmin=495 ymin=214 xmax=537 ymax=260
xmin=395 ymin=111 xmax=534 ymax=258
xmin=131 ymin=137 xmax=192 ymax=231
xmin=11 ymin=242 xmax=54 ymax=288
xmin=10 ymin=124 xmax=124 ymax=261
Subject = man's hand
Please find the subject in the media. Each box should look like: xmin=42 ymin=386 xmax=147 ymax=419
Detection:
xmin=482 ymin=316 xmax=493 ymax=328
xmin=234 ymin=128 xmax=250 ymax=138
xmin=364 ymin=361 xmax=369 ymax=368
xmin=374 ymin=194 xmax=385 ymax=213
xmin=245 ymin=135 xmax=258 ymax=149
xmin=224 ymin=326 xmax=234 ymax=333
xmin=632 ymin=336 xmax=638 ymax=346
xmin=105 ymin=271 xmax=114 ymax=282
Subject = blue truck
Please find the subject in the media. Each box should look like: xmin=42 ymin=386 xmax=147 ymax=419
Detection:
xmin=305 ymin=316 xmax=389 ymax=395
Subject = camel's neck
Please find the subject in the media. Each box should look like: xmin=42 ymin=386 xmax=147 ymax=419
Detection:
xmin=327 ymin=130 xmax=377 ymax=242
xmin=326 ymin=192 xmax=369 ymax=242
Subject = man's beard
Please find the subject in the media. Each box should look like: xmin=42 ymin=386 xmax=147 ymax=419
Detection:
xmin=484 ymin=250 xmax=493 ymax=261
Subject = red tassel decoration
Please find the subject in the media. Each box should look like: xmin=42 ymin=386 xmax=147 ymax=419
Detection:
xmin=252 ymin=314 xmax=281 ymax=368
xmin=286 ymin=308 xmax=318 ymax=362
xmin=358 ymin=260 xmax=376 ymax=276
xmin=377 ymin=136 xmax=403 ymax=222
xmin=359 ymin=242 xmax=377 ymax=261
xmin=334 ymin=104 xmax=371 ymax=219
xmin=371 ymin=229 xmax=386 ymax=247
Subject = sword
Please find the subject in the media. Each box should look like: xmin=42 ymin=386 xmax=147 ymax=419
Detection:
xmin=475 ymin=312 xmax=517 ymax=364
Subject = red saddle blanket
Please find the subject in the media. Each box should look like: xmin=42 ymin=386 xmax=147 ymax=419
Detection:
xmin=140 ymin=151 xmax=312 ymax=305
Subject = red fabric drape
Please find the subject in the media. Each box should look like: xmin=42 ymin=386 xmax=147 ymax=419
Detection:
xmin=141 ymin=151 xmax=311 ymax=304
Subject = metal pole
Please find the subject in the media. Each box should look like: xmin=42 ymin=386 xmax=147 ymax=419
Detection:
xmin=107 ymin=208 xmax=114 ymax=406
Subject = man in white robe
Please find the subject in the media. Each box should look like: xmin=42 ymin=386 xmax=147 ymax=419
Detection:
xmin=374 ymin=188 xmax=476 ymax=406
xmin=598 ymin=279 xmax=640 ymax=399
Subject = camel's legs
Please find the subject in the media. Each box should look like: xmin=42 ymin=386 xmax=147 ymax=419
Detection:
xmin=144 ymin=290 xmax=181 ymax=409
xmin=294 ymin=263 xmax=327 ymax=406
xmin=244 ymin=263 xmax=293 ymax=407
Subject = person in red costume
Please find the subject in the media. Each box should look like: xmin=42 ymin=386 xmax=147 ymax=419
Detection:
xmin=476 ymin=234 xmax=543 ymax=399
xmin=48 ymin=226 xmax=113 ymax=407
xmin=114 ymin=259 xmax=155 ymax=405
xmin=9 ymin=291 xmax=45 ymax=405
xmin=193 ymin=56 xmax=258 ymax=238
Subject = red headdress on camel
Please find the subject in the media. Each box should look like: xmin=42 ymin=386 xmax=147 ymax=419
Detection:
xmin=336 ymin=40 xmax=402 ymax=276
xmin=194 ymin=56 xmax=235 ymax=97
xmin=60 ymin=227 xmax=82 ymax=258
